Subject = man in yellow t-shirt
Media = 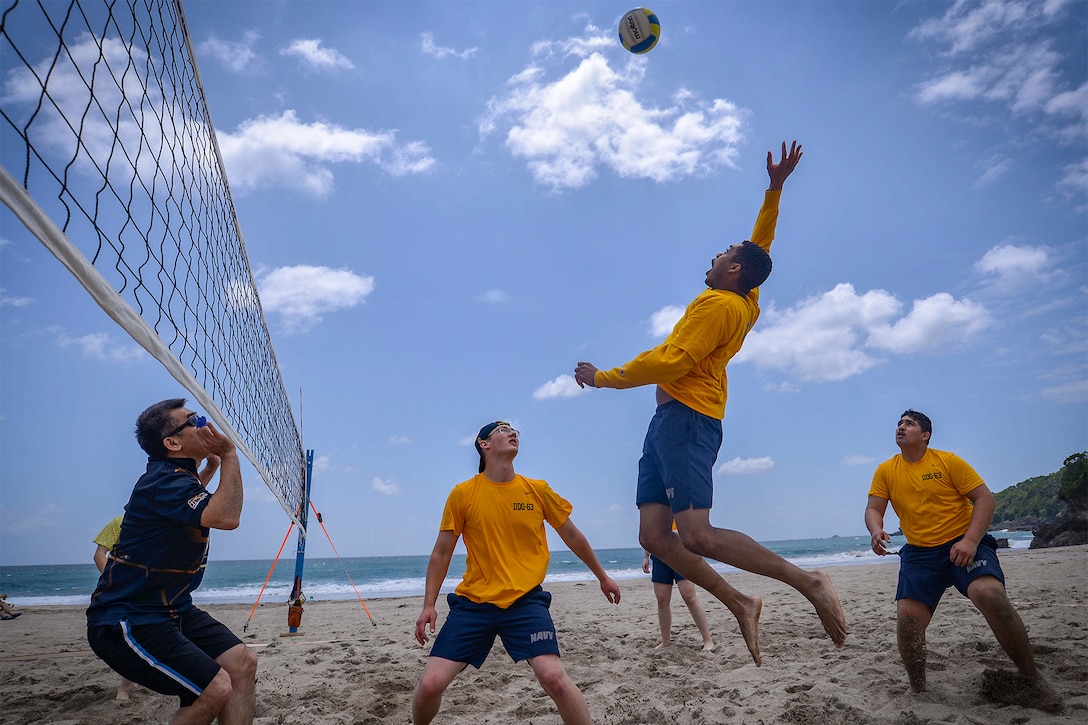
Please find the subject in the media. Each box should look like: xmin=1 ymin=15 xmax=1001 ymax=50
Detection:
xmin=412 ymin=421 xmax=620 ymax=725
xmin=866 ymin=409 xmax=1060 ymax=711
xmin=574 ymin=142 xmax=846 ymax=666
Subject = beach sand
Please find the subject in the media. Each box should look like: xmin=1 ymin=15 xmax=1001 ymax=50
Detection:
xmin=1 ymin=545 xmax=1085 ymax=724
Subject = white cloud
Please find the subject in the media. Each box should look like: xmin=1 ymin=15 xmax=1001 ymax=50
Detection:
xmin=975 ymin=244 xmax=1052 ymax=281
xmin=716 ymin=456 xmax=774 ymax=475
xmin=866 ymin=293 xmax=991 ymax=353
xmin=842 ymin=454 xmax=876 ymax=466
xmin=0 ymin=289 xmax=32 ymax=307
xmin=280 ymin=39 xmax=354 ymax=71
xmin=480 ymin=289 xmax=509 ymax=303
xmin=737 ymin=283 xmax=991 ymax=383
xmin=56 ymin=331 xmax=147 ymax=363
xmin=372 ymin=477 xmax=400 ymax=495
xmin=973 ymin=156 xmax=1012 ymax=189
xmin=198 ymin=32 xmax=262 ymax=73
xmin=909 ymin=0 xmax=1086 ymax=201
xmin=736 ymin=284 xmax=901 ymax=382
xmin=1056 ymin=156 xmax=1088 ymax=205
xmin=533 ymin=374 xmax=587 ymax=399
xmin=649 ymin=305 xmax=683 ymax=337
xmin=218 ymin=110 xmax=435 ymax=197
xmin=420 ymin=32 xmax=478 ymax=60
xmin=257 ymin=265 xmax=375 ymax=333
xmin=388 ymin=435 xmax=411 ymax=445
xmin=480 ymin=28 xmax=746 ymax=190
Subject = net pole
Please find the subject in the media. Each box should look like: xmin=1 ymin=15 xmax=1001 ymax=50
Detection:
xmin=285 ymin=449 xmax=314 ymax=634
xmin=0 ymin=164 xmax=302 ymax=530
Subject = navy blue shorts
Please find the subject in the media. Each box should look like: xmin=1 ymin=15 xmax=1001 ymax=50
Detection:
xmin=87 ymin=607 xmax=243 ymax=707
xmin=636 ymin=400 xmax=721 ymax=513
xmin=649 ymin=555 xmax=685 ymax=585
xmin=896 ymin=534 xmax=1006 ymax=613
xmin=428 ymin=586 xmax=559 ymax=668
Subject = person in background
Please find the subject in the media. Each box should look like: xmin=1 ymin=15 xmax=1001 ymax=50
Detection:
xmin=642 ymin=548 xmax=714 ymax=651
xmin=412 ymin=421 xmax=621 ymax=725
xmin=0 ymin=593 xmax=20 ymax=620
xmin=865 ymin=409 xmax=1062 ymax=712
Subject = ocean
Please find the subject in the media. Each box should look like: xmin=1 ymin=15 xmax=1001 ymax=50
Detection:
xmin=0 ymin=531 xmax=1035 ymax=607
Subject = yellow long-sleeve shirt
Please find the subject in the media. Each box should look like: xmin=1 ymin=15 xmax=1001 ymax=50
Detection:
xmin=594 ymin=190 xmax=781 ymax=419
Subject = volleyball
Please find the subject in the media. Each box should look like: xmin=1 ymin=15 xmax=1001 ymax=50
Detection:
xmin=618 ymin=8 xmax=660 ymax=54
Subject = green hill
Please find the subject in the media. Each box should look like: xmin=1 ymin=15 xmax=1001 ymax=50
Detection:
xmin=992 ymin=471 xmax=1065 ymax=529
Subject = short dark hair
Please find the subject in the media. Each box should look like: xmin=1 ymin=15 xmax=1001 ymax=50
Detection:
xmin=735 ymin=241 xmax=772 ymax=293
xmin=900 ymin=409 xmax=932 ymax=437
xmin=135 ymin=398 xmax=186 ymax=457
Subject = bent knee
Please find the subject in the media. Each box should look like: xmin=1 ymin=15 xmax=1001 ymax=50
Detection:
xmin=535 ymin=666 xmax=573 ymax=695
xmin=221 ymin=644 xmax=258 ymax=680
xmin=677 ymin=529 xmax=713 ymax=556
xmin=237 ymin=647 xmax=258 ymax=679
xmin=415 ymin=672 xmax=450 ymax=701
xmin=969 ymin=578 xmax=1010 ymax=610
xmin=202 ymin=669 xmax=234 ymax=704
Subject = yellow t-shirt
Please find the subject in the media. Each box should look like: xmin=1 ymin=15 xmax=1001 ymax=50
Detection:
xmin=594 ymin=190 xmax=781 ymax=420
xmin=93 ymin=515 xmax=125 ymax=550
xmin=869 ymin=448 xmax=985 ymax=547
xmin=441 ymin=473 xmax=573 ymax=609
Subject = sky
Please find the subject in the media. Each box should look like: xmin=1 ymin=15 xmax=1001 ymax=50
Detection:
xmin=1 ymin=0 xmax=1086 ymax=566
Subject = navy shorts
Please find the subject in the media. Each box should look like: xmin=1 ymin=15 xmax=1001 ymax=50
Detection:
xmin=88 ymin=607 xmax=243 ymax=707
xmin=649 ymin=555 xmax=685 ymax=585
xmin=636 ymin=400 xmax=722 ymax=513
xmin=429 ymin=586 xmax=559 ymax=668
xmin=896 ymin=534 xmax=1006 ymax=613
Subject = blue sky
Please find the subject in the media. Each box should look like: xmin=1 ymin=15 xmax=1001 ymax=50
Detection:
xmin=1 ymin=0 xmax=1085 ymax=566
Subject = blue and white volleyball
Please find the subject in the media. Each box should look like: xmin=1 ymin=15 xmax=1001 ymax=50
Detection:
xmin=618 ymin=8 xmax=660 ymax=54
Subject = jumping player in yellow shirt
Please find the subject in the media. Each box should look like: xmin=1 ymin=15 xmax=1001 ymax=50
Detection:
xmin=574 ymin=142 xmax=846 ymax=666
xmin=412 ymin=421 xmax=621 ymax=725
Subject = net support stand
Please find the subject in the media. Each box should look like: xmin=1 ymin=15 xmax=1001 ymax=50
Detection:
xmin=281 ymin=449 xmax=314 ymax=637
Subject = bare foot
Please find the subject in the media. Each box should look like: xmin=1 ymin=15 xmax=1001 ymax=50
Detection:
xmin=115 ymin=688 xmax=130 ymax=701
xmin=982 ymin=668 xmax=1063 ymax=713
xmin=701 ymin=642 xmax=716 ymax=652
xmin=808 ymin=570 xmax=847 ymax=647
xmin=653 ymin=641 xmax=671 ymax=650
xmin=730 ymin=595 xmax=762 ymax=666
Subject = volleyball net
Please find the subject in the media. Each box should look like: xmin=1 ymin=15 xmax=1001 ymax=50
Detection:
xmin=0 ymin=0 xmax=307 ymax=525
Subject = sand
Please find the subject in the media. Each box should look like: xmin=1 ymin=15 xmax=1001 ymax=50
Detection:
xmin=1 ymin=545 xmax=1085 ymax=724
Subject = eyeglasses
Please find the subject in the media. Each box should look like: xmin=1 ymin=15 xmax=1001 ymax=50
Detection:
xmin=485 ymin=425 xmax=518 ymax=439
xmin=165 ymin=413 xmax=207 ymax=439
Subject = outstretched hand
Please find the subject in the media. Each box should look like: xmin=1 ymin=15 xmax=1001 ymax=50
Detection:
xmin=767 ymin=140 xmax=803 ymax=190
xmin=574 ymin=361 xmax=599 ymax=389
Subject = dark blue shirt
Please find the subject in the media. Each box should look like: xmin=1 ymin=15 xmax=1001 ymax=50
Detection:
xmin=87 ymin=457 xmax=212 ymax=626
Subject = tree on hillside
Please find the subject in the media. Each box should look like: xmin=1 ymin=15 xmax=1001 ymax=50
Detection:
xmin=992 ymin=472 xmax=1063 ymax=526
xmin=1031 ymin=451 xmax=1088 ymax=549
xmin=1059 ymin=452 xmax=1087 ymax=513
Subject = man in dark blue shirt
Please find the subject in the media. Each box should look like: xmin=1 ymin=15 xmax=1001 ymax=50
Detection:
xmin=87 ymin=398 xmax=257 ymax=724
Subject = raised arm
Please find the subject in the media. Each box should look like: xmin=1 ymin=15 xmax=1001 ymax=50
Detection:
xmin=198 ymin=454 xmax=221 ymax=486
xmin=767 ymin=140 xmax=802 ymax=191
xmin=197 ymin=423 xmax=243 ymax=530
xmin=555 ymin=518 xmax=620 ymax=604
xmin=415 ymin=530 xmax=458 ymax=645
